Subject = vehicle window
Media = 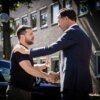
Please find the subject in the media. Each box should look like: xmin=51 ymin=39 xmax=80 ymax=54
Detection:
xmin=0 ymin=71 xmax=5 ymax=82
xmin=0 ymin=67 xmax=10 ymax=82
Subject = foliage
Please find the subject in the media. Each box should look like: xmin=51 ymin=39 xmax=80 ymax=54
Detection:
xmin=0 ymin=0 xmax=33 ymax=11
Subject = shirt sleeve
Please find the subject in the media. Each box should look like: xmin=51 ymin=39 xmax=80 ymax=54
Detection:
xmin=14 ymin=52 xmax=30 ymax=63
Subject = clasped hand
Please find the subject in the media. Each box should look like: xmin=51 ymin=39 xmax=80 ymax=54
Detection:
xmin=47 ymin=71 xmax=60 ymax=83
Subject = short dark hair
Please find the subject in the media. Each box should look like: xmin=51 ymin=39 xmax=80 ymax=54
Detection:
xmin=16 ymin=25 xmax=32 ymax=39
xmin=58 ymin=8 xmax=77 ymax=21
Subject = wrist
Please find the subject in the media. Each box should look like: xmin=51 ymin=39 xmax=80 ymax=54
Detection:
xmin=44 ymin=73 xmax=49 ymax=81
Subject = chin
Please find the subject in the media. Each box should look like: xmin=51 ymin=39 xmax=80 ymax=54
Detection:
xmin=28 ymin=42 xmax=33 ymax=45
xmin=31 ymin=42 xmax=33 ymax=45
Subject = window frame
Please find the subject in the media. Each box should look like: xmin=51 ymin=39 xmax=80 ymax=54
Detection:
xmin=40 ymin=7 xmax=48 ymax=29
xmin=15 ymin=18 xmax=21 ymax=28
xmin=51 ymin=2 xmax=60 ymax=25
xmin=21 ymin=15 xmax=28 ymax=25
xmin=95 ymin=51 xmax=100 ymax=78
xmin=95 ymin=0 xmax=100 ymax=11
xmin=30 ymin=11 xmax=37 ymax=31
xmin=63 ymin=0 xmax=72 ymax=9
xmin=78 ymin=0 xmax=89 ymax=17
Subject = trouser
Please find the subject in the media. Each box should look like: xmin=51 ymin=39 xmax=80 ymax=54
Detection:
xmin=6 ymin=85 xmax=32 ymax=100
xmin=61 ymin=90 xmax=90 ymax=100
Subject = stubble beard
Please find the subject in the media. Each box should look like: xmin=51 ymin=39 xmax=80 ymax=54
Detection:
xmin=25 ymin=39 xmax=33 ymax=46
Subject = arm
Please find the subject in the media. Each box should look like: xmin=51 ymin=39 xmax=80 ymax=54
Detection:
xmin=13 ymin=29 xmax=79 ymax=57
xmin=19 ymin=60 xmax=59 ymax=83
xmin=19 ymin=60 xmax=49 ymax=81
xmin=30 ymin=29 xmax=79 ymax=57
xmin=34 ymin=63 xmax=47 ymax=71
xmin=34 ymin=55 xmax=51 ymax=71
xmin=13 ymin=52 xmax=54 ymax=82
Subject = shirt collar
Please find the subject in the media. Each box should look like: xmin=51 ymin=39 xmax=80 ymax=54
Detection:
xmin=64 ymin=23 xmax=78 ymax=33
xmin=19 ymin=43 xmax=28 ymax=49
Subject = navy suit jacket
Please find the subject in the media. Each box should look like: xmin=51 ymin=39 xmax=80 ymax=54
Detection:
xmin=30 ymin=25 xmax=92 ymax=93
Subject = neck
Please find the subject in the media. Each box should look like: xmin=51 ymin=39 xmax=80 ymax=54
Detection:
xmin=19 ymin=42 xmax=29 ymax=49
xmin=63 ymin=21 xmax=76 ymax=31
xmin=69 ymin=21 xmax=76 ymax=27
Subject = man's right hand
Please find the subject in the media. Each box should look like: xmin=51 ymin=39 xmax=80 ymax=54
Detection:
xmin=47 ymin=71 xmax=60 ymax=83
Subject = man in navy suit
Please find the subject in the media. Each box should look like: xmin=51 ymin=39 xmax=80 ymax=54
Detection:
xmin=14 ymin=8 xmax=93 ymax=100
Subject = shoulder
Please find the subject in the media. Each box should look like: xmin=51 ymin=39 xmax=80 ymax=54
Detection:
xmin=11 ymin=51 xmax=30 ymax=63
xmin=12 ymin=44 xmax=21 ymax=53
xmin=11 ymin=44 xmax=23 ymax=55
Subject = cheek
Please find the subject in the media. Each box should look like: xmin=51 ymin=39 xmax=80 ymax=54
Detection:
xmin=32 ymin=37 xmax=34 ymax=40
xmin=59 ymin=22 xmax=63 ymax=27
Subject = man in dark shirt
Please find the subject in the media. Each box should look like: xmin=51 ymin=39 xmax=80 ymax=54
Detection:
xmin=6 ymin=25 xmax=55 ymax=100
xmin=10 ymin=49 xmax=35 ymax=91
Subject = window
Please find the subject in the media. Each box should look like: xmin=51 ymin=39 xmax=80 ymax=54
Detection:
xmin=78 ymin=0 xmax=89 ymax=17
xmin=15 ymin=18 xmax=21 ymax=28
xmin=0 ymin=67 xmax=10 ymax=81
xmin=22 ymin=15 xmax=28 ymax=25
xmin=51 ymin=2 xmax=59 ymax=25
xmin=52 ymin=60 xmax=59 ymax=72
xmin=30 ymin=12 xmax=37 ymax=30
xmin=40 ymin=59 xmax=48 ymax=72
xmin=51 ymin=56 xmax=59 ymax=72
xmin=95 ymin=51 xmax=100 ymax=78
xmin=95 ymin=0 xmax=100 ymax=11
xmin=40 ymin=8 xmax=47 ymax=28
xmin=64 ymin=0 xmax=72 ymax=9
xmin=0 ymin=60 xmax=10 ymax=82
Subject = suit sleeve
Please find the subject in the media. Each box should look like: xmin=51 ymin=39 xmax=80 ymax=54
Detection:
xmin=30 ymin=29 xmax=79 ymax=58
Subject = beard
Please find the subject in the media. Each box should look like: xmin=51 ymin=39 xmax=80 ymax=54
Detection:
xmin=25 ymin=38 xmax=33 ymax=45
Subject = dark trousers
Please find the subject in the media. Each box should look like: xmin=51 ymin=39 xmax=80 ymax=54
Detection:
xmin=6 ymin=85 xmax=32 ymax=100
xmin=61 ymin=90 xmax=90 ymax=100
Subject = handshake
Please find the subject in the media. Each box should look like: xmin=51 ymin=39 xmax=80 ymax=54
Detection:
xmin=46 ymin=71 xmax=60 ymax=84
xmin=33 ymin=55 xmax=60 ymax=84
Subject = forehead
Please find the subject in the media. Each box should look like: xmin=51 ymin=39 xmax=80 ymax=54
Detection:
xmin=57 ymin=13 xmax=60 ymax=18
xmin=25 ymin=29 xmax=33 ymax=34
xmin=25 ymin=28 xmax=32 ymax=32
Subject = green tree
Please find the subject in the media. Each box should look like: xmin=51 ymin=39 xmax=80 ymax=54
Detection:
xmin=0 ymin=0 xmax=33 ymax=59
